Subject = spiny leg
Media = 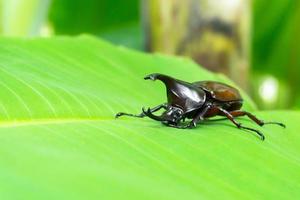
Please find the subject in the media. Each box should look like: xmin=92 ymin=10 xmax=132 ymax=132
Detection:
xmin=143 ymin=108 xmax=190 ymax=127
xmin=162 ymin=121 xmax=190 ymax=129
xmin=115 ymin=103 xmax=167 ymax=118
xmin=142 ymin=107 xmax=166 ymax=122
xmin=188 ymin=104 xmax=212 ymax=127
xmin=230 ymin=110 xmax=286 ymax=128
xmin=217 ymin=107 xmax=265 ymax=140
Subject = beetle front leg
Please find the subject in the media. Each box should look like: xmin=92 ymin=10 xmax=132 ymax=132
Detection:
xmin=115 ymin=103 xmax=168 ymax=118
xmin=162 ymin=121 xmax=195 ymax=129
xmin=164 ymin=106 xmax=211 ymax=129
xmin=188 ymin=104 xmax=212 ymax=128
xmin=144 ymin=110 xmax=189 ymax=129
xmin=142 ymin=107 xmax=167 ymax=122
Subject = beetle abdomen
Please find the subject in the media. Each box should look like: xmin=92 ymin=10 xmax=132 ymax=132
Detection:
xmin=193 ymin=81 xmax=242 ymax=102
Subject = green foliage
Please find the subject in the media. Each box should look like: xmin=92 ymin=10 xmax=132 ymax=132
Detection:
xmin=0 ymin=36 xmax=299 ymax=199
xmin=49 ymin=0 xmax=139 ymax=35
xmin=98 ymin=22 xmax=143 ymax=50
xmin=253 ymin=0 xmax=300 ymax=108
xmin=48 ymin=0 xmax=143 ymax=50
xmin=253 ymin=0 xmax=298 ymax=75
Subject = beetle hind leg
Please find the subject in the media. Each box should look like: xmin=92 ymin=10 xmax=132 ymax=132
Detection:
xmin=217 ymin=107 xmax=265 ymax=140
xmin=236 ymin=125 xmax=265 ymax=141
xmin=229 ymin=111 xmax=286 ymax=128
xmin=263 ymin=121 xmax=286 ymax=128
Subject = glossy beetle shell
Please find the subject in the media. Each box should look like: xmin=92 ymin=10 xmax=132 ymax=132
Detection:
xmin=193 ymin=81 xmax=242 ymax=102
xmin=166 ymin=79 xmax=206 ymax=113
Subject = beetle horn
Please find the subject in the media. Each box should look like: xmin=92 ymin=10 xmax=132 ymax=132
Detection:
xmin=144 ymin=73 xmax=161 ymax=81
xmin=144 ymin=73 xmax=174 ymax=82
xmin=144 ymin=73 xmax=206 ymax=112
xmin=144 ymin=73 xmax=189 ymax=89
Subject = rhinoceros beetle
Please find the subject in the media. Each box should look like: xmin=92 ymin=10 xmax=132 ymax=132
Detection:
xmin=116 ymin=73 xmax=285 ymax=140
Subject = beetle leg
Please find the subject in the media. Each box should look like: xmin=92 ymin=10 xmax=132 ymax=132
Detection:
xmin=115 ymin=103 xmax=168 ymax=118
xmin=142 ymin=108 xmax=167 ymax=122
xmin=163 ymin=121 xmax=193 ymax=129
xmin=163 ymin=105 xmax=212 ymax=129
xmin=164 ymin=110 xmax=211 ymax=129
xmin=229 ymin=110 xmax=286 ymax=128
xmin=188 ymin=104 xmax=212 ymax=128
xmin=216 ymin=107 xmax=265 ymax=140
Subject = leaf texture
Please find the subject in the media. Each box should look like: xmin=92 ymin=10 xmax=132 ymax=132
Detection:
xmin=0 ymin=36 xmax=298 ymax=200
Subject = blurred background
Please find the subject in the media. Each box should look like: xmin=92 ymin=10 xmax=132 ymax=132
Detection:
xmin=0 ymin=0 xmax=299 ymax=110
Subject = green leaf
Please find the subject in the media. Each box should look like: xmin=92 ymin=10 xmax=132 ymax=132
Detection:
xmin=253 ymin=0 xmax=300 ymax=108
xmin=0 ymin=36 xmax=299 ymax=199
xmin=98 ymin=23 xmax=143 ymax=50
xmin=49 ymin=0 xmax=139 ymax=35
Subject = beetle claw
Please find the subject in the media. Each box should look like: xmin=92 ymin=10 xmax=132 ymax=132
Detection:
xmin=273 ymin=122 xmax=286 ymax=128
xmin=142 ymin=107 xmax=150 ymax=114
xmin=239 ymin=125 xmax=265 ymax=141
xmin=188 ymin=121 xmax=197 ymax=129
xmin=115 ymin=112 xmax=123 ymax=118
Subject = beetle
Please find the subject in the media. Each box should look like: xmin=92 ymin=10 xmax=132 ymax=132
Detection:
xmin=115 ymin=73 xmax=285 ymax=140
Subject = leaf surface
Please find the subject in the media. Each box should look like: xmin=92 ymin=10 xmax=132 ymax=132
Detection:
xmin=0 ymin=36 xmax=298 ymax=200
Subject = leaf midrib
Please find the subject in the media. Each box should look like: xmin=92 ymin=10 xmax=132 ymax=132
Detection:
xmin=0 ymin=117 xmax=114 ymax=128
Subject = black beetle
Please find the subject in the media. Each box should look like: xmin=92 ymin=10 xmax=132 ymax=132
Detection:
xmin=116 ymin=73 xmax=285 ymax=140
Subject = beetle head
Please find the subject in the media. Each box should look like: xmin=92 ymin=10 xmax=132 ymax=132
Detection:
xmin=162 ymin=106 xmax=184 ymax=124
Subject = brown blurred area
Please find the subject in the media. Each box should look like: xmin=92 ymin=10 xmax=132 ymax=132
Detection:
xmin=142 ymin=0 xmax=251 ymax=90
